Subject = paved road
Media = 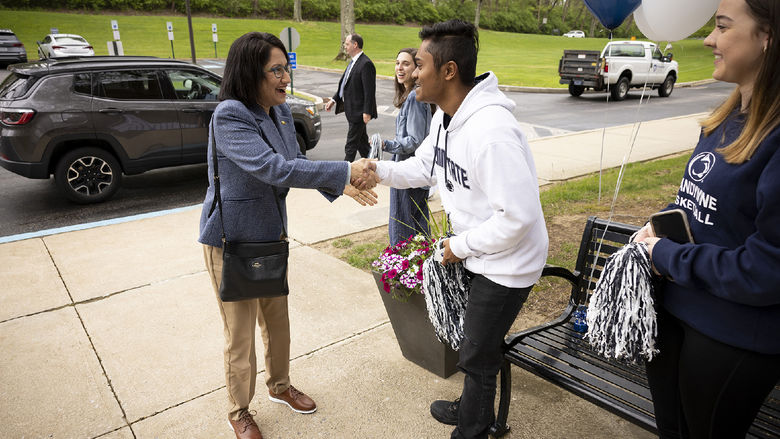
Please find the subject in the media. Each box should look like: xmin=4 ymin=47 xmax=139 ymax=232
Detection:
xmin=0 ymin=65 xmax=732 ymax=238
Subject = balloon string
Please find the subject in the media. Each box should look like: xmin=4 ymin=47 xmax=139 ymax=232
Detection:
xmin=587 ymin=41 xmax=655 ymax=302
xmin=598 ymin=31 xmax=615 ymax=204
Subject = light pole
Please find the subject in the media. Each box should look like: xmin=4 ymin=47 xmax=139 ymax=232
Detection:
xmin=185 ymin=0 xmax=196 ymax=64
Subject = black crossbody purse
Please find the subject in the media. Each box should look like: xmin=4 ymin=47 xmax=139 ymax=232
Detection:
xmin=207 ymin=121 xmax=290 ymax=302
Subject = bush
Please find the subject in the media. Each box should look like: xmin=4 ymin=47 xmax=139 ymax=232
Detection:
xmin=301 ymin=0 xmax=338 ymax=20
xmin=480 ymin=9 xmax=536 ymax=34
xmin=403 ymin=0 xmax=439 ymax=24
xmin=435 ymin=0 xmax=474 ymax=23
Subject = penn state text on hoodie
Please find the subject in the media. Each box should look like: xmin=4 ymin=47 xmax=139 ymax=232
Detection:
xmin=376 ymin=72 xmax=549 ymax=289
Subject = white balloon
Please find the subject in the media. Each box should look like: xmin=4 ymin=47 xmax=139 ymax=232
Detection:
xmin=634 ymin=0 xmax=720 ymax=41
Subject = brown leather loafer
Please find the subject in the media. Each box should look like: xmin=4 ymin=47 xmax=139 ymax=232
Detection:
xmin=268 ymin=385 xmax=317 ymax=414
xmin=228 ymin=409 xmax=263 ymax=439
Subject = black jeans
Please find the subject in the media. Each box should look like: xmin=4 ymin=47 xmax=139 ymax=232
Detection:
xmin=344 ymin=120 xmax=369 ymax=162
xmin=646 ymin=309 xmax=780 ymax=439
xmin=452 ymin=274 xmax=532 ymax=439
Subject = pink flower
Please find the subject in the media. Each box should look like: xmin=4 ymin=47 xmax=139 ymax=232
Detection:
xmin=388 ymin=269 xmax=398 ymax=279
xmin=382 ymin=281 xmax=390 ymax=293
xmin=401 ymin=260 xmax=410 ymax=270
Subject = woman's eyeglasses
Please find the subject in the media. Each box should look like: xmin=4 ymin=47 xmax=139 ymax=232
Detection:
xmin=267 ymin=64 xmax=291 ymax=79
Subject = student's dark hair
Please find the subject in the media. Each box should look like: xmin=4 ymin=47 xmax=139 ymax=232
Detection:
xmin=219 ymin=32 xmax=288 ymax=106
xmin=418 ymin=19 xmax=479 ymax=87
xmin=350 ymin=33 xmax=364 ymax=49
xmin=393 ymin=48 xmax=417 ymax=108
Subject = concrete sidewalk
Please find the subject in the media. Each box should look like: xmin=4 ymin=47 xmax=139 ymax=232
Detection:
xmin=0 ymin=113 xmax=703 ymax=438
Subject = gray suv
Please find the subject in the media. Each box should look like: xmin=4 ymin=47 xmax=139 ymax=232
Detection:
xmin=0 ymin=29 xmax=27 ymax=66
xmin=0 ymin=56 xmax=321 ymax=203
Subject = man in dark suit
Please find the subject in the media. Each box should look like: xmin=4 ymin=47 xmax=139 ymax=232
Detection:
xmin=325 ymin=33 xmax=378 ymax=162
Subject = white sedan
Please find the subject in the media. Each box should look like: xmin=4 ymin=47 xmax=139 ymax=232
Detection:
xmin=37 ymin=34 xmax=94 ymax=59
xmin=563 ymin=30 xmax=586 ymax=38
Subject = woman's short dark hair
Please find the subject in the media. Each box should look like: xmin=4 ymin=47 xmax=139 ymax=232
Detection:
xmin=219 ymin=32 xmax=288 ymax=106
xmin=418 ymin=19 xmax=479 ymax=87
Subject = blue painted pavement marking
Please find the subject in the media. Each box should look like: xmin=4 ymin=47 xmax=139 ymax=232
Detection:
xmin=0 ymin=204 xmax=203 ymax=244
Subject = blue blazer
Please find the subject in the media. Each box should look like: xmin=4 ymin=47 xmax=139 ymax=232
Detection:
xmin=198 ymin=99 xmax=348 ymax=247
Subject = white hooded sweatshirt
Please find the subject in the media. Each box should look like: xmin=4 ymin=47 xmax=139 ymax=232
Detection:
xmin=376 ymin=72 xmax=548 ymax=288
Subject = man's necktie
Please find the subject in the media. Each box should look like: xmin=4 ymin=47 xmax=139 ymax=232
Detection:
xmin=339 ymin=59 xmax=354 ymax=99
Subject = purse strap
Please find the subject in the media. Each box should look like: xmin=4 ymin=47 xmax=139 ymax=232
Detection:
xmin=207 ymin=116 xmax=288 ymax=243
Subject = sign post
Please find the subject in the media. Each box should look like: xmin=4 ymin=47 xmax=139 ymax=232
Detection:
xmin=279 ymin=27 xmax=300 ymax=95
xmin=212 ymin=23 xmax=218 ymax=58
xmin=111 ymin=20 xmax=120 ymax=42
xmin=167 ymin=22 xmax=175 ymax=59
xmin=108 ymin=20 xmax=123 ymax=56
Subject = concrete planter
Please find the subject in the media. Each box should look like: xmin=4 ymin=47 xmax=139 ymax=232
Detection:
xmin=372 ymin=271 xmax=459 ymax=378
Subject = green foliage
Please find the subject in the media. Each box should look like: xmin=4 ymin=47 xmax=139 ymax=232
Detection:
xmin=2 ymin=10 xmax=716 ymax=87
xmin=332 ymin=238 xmax=353 ymax=249
xmin=480 ymin=9 xmax=537 ymax=34
xmin=540 ymin=154 xmax=689 ymax=219
xmin=434 ymin=0 xmax=474 ymax=23
xmin=301 ymin=0 xmax=339 ymax=21
xmin=345 ymin=242 xmax=388 ymax=271
xmin=1 ymin=0 xmax=717 ymax=41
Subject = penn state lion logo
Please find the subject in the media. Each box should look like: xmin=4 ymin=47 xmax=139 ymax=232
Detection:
xmin=688 ymin=152 xmax=716 ymax=182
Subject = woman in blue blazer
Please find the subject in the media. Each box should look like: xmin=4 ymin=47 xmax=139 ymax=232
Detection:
xmin=382 ymin=48 xmax=433 ymax=246
xmin=198 ymin=32 xmax=375 ymax=439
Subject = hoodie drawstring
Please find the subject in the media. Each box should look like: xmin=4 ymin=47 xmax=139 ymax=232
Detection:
xmin=429 ymin=125 xmax=454 ymax=192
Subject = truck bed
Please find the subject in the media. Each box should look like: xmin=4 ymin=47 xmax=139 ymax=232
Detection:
xmin=559 ymin=50 xmax=603 ymax=88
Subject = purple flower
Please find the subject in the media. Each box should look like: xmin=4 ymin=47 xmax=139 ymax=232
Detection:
xmin=382 ymin=281 xmax=390 ymax=293
xmin=401 ymin=260 xmax=410 ymax=270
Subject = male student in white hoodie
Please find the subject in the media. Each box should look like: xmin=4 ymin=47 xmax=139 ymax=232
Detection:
xmin=363 ymin=19 xmax=549 ymax=439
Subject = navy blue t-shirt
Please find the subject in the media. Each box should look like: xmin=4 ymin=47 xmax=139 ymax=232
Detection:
xmin=653 ymin=112 xmax=780 ymax=354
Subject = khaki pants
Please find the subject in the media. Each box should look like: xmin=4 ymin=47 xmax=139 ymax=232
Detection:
xmin=203 ymin=245 xmax=291 ymax=420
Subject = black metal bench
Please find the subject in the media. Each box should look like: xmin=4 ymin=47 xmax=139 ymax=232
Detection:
xmin=490 ymin=216 xmax=780 ymax=438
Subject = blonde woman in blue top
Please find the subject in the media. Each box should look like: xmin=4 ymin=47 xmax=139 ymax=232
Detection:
xmin=383 ymin=47 xmax=433 ymax=245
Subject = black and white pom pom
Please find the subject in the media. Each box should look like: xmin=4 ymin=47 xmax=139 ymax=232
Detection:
xmin=585 ymin=241 xmax=658 ymax=364
xmin=369 ymin=133 xmax=382 ymax=160
xmin=422 ymin=239 xmax=471 ymax=350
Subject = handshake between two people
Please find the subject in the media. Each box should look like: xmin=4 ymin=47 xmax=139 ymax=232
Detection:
xmin=344 ymin=159 xmax=381 ymax=206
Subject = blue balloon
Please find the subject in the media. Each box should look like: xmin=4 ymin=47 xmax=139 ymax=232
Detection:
xmin=583 ymin=0 xmax=641 ymax=30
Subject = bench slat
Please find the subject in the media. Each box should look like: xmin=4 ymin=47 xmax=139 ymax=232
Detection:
xmin=522 ymin=335 xmax=653 ymax=404
xmin=540 ymin=326 xmax=651 ymax=389
xmin=505 ymin=343 xmax=657 ymax=430
xmin=540 ymin=324 xmax=649 ymax=380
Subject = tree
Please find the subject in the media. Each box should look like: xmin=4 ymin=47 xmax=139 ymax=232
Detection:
xmin=336 ymin=0 xmax=355 ymax=61
xmin=294 ymin=0 xmax=302 ymax=22
xmin=474 ymin=0 xmax=483 ymax=28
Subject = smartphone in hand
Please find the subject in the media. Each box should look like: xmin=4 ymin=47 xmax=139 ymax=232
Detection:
xmin=650 ymin=209 xmax=694 ymax=244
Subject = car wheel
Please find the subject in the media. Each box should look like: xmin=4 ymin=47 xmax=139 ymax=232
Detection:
xmin=54 ymin=147 xmax=123 ymax=204
xmin=296 ymin=133 xmax=307 ymax=155
xmin=568 ymin=84 xmax=585 ymax=97
xmin=611 ymin=76 xmax=629 ymax=101
xmin=658 ymin=74 xmax=675 ymax=97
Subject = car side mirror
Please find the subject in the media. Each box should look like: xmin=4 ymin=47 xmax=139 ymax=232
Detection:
xmin=663 ymin=53 xmax=673 ymax=62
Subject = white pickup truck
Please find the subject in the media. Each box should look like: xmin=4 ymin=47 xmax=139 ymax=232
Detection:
xmin=558 ymin=40 xmax=679 ymax=100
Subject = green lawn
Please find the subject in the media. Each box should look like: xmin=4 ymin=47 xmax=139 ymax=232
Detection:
xmin=5 ymin=10 xmax=715 ymax=87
